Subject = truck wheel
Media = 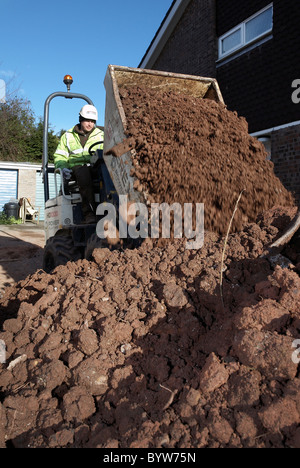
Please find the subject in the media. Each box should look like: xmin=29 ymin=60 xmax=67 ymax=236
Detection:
xmin=43 ymin=232 xmax=82 ymax=273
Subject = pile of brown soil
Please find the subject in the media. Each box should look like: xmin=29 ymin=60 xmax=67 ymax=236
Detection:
xmin=1 ymin=83 xmax=299 ymax=449
xmin=1 ymin=206 xmax=300 ymax=448
xmin=114 ymin=86 xmax=294 ymax=235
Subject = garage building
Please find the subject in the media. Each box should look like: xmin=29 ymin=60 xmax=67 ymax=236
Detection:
xmin=0 ymin=162 xmax=59 ymax=221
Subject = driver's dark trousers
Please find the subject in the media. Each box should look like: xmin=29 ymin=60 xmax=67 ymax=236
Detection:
xmin=72 ymin=165 xmax=96 ymax=219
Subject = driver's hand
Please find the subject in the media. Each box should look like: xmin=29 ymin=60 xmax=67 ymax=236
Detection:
xmin=62 ymin=168 xmax=72 ymax=181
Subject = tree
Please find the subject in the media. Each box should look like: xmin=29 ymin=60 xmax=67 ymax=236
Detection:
xmin=0 ymin=67 xmax=61 ymax=163
xmin=0 ymin=96 xmax=59 ymax=163
xmin=25 ymin=119 xmax=59 ymax=163
xmin=0 ymin=96 xmax=35 ymax=161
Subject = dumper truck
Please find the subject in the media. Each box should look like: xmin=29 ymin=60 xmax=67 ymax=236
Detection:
xmin=42 ymin=65 xmax=299 ymax=272
xmin=42 ymin=65 xmax=224 ymax=272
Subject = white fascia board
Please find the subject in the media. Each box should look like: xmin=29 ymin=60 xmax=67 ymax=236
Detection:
xmin=139 ymin=0 xmax=192 ymax=69
xmin=251 ymin=120 xmax=300 ymax=137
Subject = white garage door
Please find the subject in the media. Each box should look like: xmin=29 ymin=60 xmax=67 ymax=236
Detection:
xmin=0 ymin=169 xmax=18 ymax=212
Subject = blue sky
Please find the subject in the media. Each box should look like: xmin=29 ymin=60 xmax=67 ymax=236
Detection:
xmin=0 ymin=0 xmax=172 ymax=133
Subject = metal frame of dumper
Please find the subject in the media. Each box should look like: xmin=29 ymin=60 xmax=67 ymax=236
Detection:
xmin=42 ymin=65 xmax=299 ymax=271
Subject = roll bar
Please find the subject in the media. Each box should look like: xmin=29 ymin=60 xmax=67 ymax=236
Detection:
xmin=42 ymin=91 xmax=94 ymax=202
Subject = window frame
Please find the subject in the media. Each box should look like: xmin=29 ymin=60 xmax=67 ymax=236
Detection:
xmin=218 ymin=4 xmax=273 ymax=60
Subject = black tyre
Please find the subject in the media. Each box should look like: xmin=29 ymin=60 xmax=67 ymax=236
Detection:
xmin=84 ymin=233 xmax=109 ymax=261
xmin=43 ymin=231 xmax=82 ymax=273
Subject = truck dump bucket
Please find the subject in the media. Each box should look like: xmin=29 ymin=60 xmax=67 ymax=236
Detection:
xmin=103 ymin=65 xmax=224 ymax=204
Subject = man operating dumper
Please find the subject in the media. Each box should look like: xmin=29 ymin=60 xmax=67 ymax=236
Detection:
xmin=53 ymin=104 xmax=104 ymax=224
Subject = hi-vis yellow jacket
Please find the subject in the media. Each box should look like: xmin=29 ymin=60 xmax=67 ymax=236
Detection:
xmin=53 ymin=126 xmax=104 ymax=169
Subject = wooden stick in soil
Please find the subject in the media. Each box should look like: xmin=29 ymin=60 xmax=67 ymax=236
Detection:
xmin=220 ymin=190 xmax=245 ymax=309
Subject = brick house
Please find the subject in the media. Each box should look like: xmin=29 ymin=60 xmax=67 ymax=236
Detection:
xmin=139 ymin=0 xmax=300 ymax=202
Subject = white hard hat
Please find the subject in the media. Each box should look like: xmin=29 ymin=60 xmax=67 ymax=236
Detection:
xmin=79 ymin=104 xmax=98 ymax=121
